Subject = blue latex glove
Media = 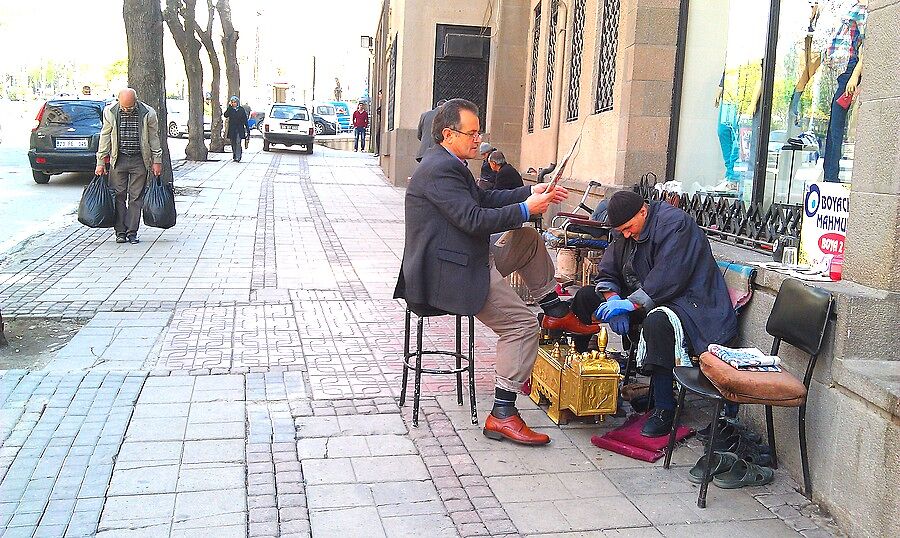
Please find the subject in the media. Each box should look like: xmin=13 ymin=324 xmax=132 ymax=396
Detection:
xmin=596 ymin=299 xmax=636 ymax=321
xmin=592 ymin=295 xmax=620 ymax=322
xmin=607 ymin=314 xmax=630 ymax=336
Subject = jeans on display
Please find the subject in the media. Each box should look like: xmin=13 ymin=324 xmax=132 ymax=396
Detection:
xmin=354 ymin=127 xmax=367 ymax=151
xmin=823 ymin=58 xmax=858 ymax=182
xmin=717 ymin=103 xmax=740 ymax=181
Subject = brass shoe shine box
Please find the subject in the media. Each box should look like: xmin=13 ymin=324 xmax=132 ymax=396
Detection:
xmin=530 ymin=327 xmax=621 ymax=425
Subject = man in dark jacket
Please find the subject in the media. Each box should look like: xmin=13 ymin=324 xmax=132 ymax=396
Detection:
xmin=415 ymin=99 xmax=447 ymax=162
xmin=487 ymin=151 xmax=524 ymax=190
xmin=395 ymin=99 xmax=598 ymax=445
xmin=478 ymin=142 xmax=496 ymax=188
xmin=544 ymin=190 xmax=737 ymax=436
xmin=223 ymin=96 xmax=249 ymax=162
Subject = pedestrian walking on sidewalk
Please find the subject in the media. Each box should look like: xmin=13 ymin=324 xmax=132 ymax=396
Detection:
xmin=224 ymin=96 xmax=250 ymax=162
xmin=96 ymin=88 xmax=163 ymax=245
xmin=352 ymin=103 xmax=369 ymax=151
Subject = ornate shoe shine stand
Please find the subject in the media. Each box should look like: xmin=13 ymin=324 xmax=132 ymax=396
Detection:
xmin=530 ymin=327 xmax=621 ymax=425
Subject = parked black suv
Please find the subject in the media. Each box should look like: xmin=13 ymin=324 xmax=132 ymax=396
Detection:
xmin=28 ymin=98 xmax=107 ymax=184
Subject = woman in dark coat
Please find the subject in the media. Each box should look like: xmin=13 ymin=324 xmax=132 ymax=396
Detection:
xmin=223 ymin=96 xmax=249 ymax=162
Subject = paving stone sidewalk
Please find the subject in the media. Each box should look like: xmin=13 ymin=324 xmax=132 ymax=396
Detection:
xmin=0 ymin=147 xmax=843 ymax=537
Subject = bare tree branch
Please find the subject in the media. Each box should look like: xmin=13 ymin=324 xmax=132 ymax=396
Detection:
xmin=163 ymin=0 xmax=208 ymax=161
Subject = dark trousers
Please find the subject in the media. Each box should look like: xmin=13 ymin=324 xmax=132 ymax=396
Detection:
xmin=354 ymin=127 xmax=367 ymax=151
xmin=109 ymin=154 xmax=147 ymax=237
xmin=230 ymin=133 xmax=243 ymax=162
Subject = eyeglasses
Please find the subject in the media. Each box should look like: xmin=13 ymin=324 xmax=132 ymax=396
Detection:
xmin=448 ymin=128 xmax=483 ymax=140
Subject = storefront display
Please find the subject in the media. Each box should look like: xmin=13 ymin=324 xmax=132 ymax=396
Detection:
xmin=671 ymin=0 xmax=867 ymax=209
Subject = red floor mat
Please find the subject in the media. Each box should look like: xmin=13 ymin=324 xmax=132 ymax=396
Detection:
xmin=591 ymin=411 xmax=694 ymax=463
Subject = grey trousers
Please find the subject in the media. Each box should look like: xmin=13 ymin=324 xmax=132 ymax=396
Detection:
xmin=476 ymin=227 xmax=557 ymax=394
xmin=109 ymin=154 xmax=148 ymax=236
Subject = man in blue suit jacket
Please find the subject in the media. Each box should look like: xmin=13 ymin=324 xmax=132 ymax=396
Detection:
xmin=394 ymin=99 xmax=598 ymax=445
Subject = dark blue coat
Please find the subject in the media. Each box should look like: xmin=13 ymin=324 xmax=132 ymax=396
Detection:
xmin=595 ymin=201 xmax=737 ymax=353
xmin=394 ymin=145 xmax=531 ymax=315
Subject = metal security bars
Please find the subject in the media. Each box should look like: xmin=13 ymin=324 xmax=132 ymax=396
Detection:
xmin=566 ymin=0 xmax=587 ymax=122
xmin=542 ymin=0 xmax=559 ymax=129
xmin=527 ymin=4 xmax=542 ymax=133
xmin=635 ymin=174 xmax=802 ymax=251
xmin=387 ymin=35 xmax=398 ymax=131
xmin=594 ymin=0 xmax=620 ymax=114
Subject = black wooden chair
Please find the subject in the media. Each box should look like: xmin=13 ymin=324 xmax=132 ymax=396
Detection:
xmin=663 ymin=278 xmax=834 ymax=507
xmin=400 ymin=303 xmax=477 ymax=427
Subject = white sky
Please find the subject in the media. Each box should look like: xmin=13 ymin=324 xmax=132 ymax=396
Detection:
xmin=0 ymin=0 xmax=381 ymax=102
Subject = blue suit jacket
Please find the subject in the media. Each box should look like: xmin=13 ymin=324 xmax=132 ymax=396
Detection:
xmin=394 ymin=145 xmax=531 ymax=315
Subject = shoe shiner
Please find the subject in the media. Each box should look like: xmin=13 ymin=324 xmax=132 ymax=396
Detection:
xmin=557 ymin=191 xmax=738 ymax=437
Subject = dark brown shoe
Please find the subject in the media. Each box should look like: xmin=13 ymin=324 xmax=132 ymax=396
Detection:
xmin=540 ymin=311 xmax=601 ymax=335
xmin=483 ymin=413 xmax=550 ymax=445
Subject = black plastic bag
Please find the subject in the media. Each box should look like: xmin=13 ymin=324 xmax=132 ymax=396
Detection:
xmin=77 ymin=174 xmax=116 ymax=228
xmin=142 ymin=174 xmax=177 ymax=229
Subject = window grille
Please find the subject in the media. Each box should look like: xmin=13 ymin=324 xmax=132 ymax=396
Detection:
xmin=566 ymin=0 xmax=586 ymax=122
xmin=526 ymin=4 xmax=541 ymax=133
xmin=542 ymin=0 xmax=559 ymax=128
xmin=594 ymin=0 xmax=620 ymax=114
xmin=387 ymin=35 xmax=398 ymax=131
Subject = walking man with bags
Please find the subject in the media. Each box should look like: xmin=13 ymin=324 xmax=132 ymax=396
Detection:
xmin=95 ymin=88 xmax=162 ymax=245
xmin=224 ymin=96 xmax=250 ymax=162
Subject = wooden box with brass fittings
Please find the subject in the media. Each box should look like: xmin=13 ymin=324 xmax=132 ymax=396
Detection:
xmin=529 ymin=327 xmax=621 ymax=425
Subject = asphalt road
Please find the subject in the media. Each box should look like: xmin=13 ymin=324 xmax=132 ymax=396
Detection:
xmin=0 ymin=100 xmax=187 ymax=256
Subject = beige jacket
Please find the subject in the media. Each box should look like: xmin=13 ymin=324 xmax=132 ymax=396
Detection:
xmin=96 ymin=101 xmax=163 ymax=170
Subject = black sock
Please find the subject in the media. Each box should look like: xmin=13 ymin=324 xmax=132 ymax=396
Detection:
xmin=651 ymin=369 xmax=676 ymax=411
xmin=538 ymin=291 xmax=570 ymax=319
xmin=491 ymin=387 xmax=518 ymax=418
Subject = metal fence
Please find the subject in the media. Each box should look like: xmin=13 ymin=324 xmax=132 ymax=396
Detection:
xmin=387 ymin=35 xmax=398 ymax=131
xmin=634 ymin=174 xmax=802 ymax=251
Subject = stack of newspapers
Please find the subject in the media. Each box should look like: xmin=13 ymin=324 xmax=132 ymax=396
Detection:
xmin=707 ymin=344 xmax=782 ymax=372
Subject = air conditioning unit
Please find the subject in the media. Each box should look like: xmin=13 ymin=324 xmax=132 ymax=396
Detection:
xmin=443 ymin=33 xmax=488 ymax=59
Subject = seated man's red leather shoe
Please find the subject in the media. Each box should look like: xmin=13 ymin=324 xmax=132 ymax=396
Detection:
xmin=483 ymin=413 xmax=551 ymax=445
xmin=540 ymin=311 xmax=601 ymax=335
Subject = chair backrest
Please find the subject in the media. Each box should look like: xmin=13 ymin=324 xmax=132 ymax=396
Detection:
xmin=766 ymin=278 xmax=834 ymax=358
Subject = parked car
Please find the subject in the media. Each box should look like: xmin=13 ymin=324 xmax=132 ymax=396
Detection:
xmin=311 ymin=103 xmax=340 ymax=134
xmin=329 ymin=101 xmax=352 ymax=133
xmin=312 ymin=113 xmax=337 ymax=135
xmin=249 ymin=110 xmax=265 ymax=132
xmin=165 ymin=100 xmax=211 ymax=138
xmin=28 ymin=98 xmax=107 ymax=184
xmin=262 ymin=103 xmax=315 ymax=154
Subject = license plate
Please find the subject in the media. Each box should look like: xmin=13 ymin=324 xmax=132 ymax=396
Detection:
xmin=56 ymin=138 xmax=89 ymax=149
xmin=281 ymin=124 xmax=297 ymax=131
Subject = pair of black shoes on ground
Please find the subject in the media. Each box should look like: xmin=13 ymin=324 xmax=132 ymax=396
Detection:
xmin=115 ymin=234 xmax=140 ymax=245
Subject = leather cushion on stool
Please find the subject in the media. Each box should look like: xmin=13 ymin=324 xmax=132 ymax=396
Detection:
xmin=699 ymin=352 xmax=807 ymax=407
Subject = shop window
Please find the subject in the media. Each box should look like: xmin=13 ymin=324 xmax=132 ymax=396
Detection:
xmin=387 ymin=35 xmax=398 ymax=132
xmin=527 ymin=4 xmax=542 ymax=133
xmin=763 ymin=0 xmax=868 ymax=206
xmin=672 ymin=0 xmax=769 ymax=203
xmin=542 ymin=0 xmax=559 ymax=129
xmin=566 ymin=0 xmax=586 ymax=122
xmin=594 ymin=0 xmax=620 ymax=114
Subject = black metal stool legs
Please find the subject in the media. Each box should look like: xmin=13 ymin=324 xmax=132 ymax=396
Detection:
xmin=663 ymin=386 xmax=687 ymax=469
xmin=400 ymin=308 xmax=411 ymax=407
xmin=412 ymin=317 xmax=425 ymax=427
xmin=400 ymin=308 xmax=478 ymax=428
xmin=468 ymin=317 xmax=477 ymax=425
xmin=456 ymin=315 xmax=463 ymax=406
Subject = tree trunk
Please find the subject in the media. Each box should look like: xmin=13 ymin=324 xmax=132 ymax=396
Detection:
xmin=197 ymin=0 xmax=224 ymax=153
xmin=164 ymin=0 xmax=208 ymax=161
xmin=217 ymin=0 xmax=240 ymax=101
xmin=123 ymin=0 xmax=173 ymax=183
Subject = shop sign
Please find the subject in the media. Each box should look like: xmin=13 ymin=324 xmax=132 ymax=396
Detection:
xmin=800 ymin=182 xmax=851 ymax=266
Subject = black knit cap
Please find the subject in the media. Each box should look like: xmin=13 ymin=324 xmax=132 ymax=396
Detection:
xmin=603 ymin=190 xmax=646 ymax=227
